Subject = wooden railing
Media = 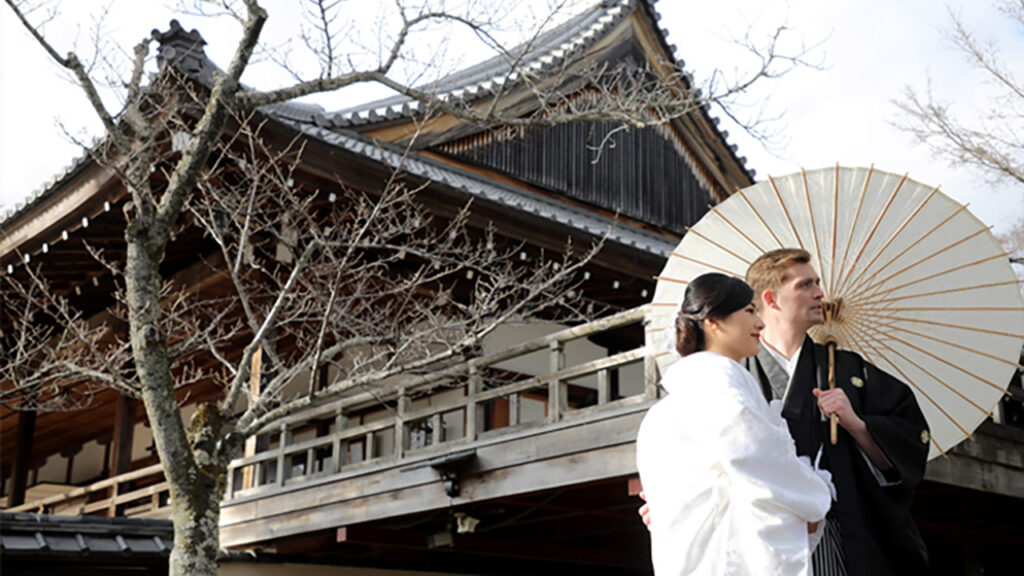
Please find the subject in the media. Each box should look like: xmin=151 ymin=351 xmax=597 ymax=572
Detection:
xmin=5 ymin=463 xmax=169 ymax=518
xmin=5 ymin=306 xmax=654 ymax=515
xmin=224 ymin=305 xmax=654 ymax=499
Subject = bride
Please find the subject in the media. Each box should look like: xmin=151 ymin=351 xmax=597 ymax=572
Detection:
xmin=636 ymin=272 xmax=832 ymax=576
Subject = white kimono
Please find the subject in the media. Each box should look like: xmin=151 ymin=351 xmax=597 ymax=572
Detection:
xmin=636 ymin=351 xmax=832 ymax=576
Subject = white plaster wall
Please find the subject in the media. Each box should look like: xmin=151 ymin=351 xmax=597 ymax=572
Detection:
xmin=133 ymin=422 xmax=154 ymax=461
xmin=483 ymin=321 xmax=606 ymax=387
xmin=71 ymin=439 xmax=106 ymax=483
xmin=34 ymin=454 xmax=65 ymax=484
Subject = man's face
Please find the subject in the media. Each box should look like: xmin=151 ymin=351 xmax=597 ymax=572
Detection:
xmin=767 ymin=262 xmax=824 ymax=332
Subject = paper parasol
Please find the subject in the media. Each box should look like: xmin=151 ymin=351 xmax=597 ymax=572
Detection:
xmin=648 ymin=165 xmax=1024 ymax=459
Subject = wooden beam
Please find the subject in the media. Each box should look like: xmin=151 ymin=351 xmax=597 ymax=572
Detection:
xmin=6 ymin=411 xmax=36 ymax=507
xmin=924 ymin=424 xmax=1024 ymax=499
xmin=219 ymin=406 xmax=647 ymax=546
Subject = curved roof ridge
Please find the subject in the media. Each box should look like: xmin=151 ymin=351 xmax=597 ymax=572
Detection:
xmin=317 ymin=0 xmax=635 ymax=128
xmin=0 ymin=141 xmax=98 ymax=226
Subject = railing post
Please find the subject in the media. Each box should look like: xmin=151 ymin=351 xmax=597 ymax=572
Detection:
xmin=598 ymin=369 xmax=611 ymax=405
xmin=466 ymin=367 xmax=482 ymax=440
xmin=430 ymin=413 xmax=443 ymax=446
xmin=548 ymin=341 xmax=566 ymax=422
xmin=225 ymin=462 xmax=235 ymax=500
xmin=508 ymin=393 xmax=521 ymax=426
xmin=276 ymin=423 xmax=289 ymax=487
xmin=107 ymin=482 xmax=119 ymax=517
xmin=366 ymin=430 xmax=376 ymax=461
xmin=332 ymin=411 xmax=348 ymax=474
xmin=395 ymin=388 xmax=408 ymax=459
xmin=644 ymin=347 xmax=660 ymax=400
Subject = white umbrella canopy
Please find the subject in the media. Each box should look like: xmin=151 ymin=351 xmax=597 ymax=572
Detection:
xmin=648 ymin=165 xmax=1024 ymax=459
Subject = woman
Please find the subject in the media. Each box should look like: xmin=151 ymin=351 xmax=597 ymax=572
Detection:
xmin=636 ymin=273 xmax=832 ymax=576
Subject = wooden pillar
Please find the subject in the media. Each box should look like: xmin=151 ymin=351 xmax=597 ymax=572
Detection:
xmin=110 ymin=395 xmax=138 ymax=476
xmin=548 ymin=341 xmax=566 ymax=422
xmin=242 ymin=346 xmax=262 ymax=490
xmin=466 ymin=368 xmax=482 ymax=441
xmin=61 ymin=445 xmax=82 ymax=484
xmin=108 ymin=395 xmax=138 ymax=516
xmin=7 ymin=411 xmax=36 ymax=507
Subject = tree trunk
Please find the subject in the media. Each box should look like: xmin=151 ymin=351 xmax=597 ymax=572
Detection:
xmin=169 ymin=469 xmax=225 ymax=576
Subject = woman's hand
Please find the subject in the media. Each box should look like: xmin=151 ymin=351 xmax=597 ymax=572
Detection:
xmin=637 ymin=491 xmax=652 ymax=529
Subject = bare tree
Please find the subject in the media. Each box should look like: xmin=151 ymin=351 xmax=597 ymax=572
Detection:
xmin=893 ymin=0 xmax=1024 ymax=276
xmin=1 ymin=1 xmax=814 ymax=574
xmin=893 ymin=1 xmax=1024 ymax=186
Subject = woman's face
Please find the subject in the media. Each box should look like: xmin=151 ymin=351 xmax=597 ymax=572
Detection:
xmin=705 ymin=303 xmax=765 ymax=362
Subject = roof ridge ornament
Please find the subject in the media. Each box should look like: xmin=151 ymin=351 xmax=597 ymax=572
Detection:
xmin=151 ymin=20 xmax=209 ymax=77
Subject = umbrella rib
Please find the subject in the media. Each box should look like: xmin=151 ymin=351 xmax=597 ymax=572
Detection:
xmin=708 ymin=203 xmax=767 ymax=254
xmin=862 ymin=278 xmax=1023 ymax=305
xmin=835 ymin=165 xmax=875 ymax=294
xmin=683 ymin=227 xmax=752 ymax=266
xmin=842 ymin=203 xmax=971 ymax=302
xmin=845 ymin=318 xmax=986 ymax=432
xmin=855 ymin=309 xmax=1024 ymax=340
xmin=769 ymin=176 xmax=805 ymax=250
xmin=842 ymin=319 xmax=968 ymax=442
xmin=802 ymin=168 xmax=827 ymax=298
xmin=842 ymin=185 xmax=941 ymax=297
xmin=859 ymin=332 xmax=975 ymax=436
xmin=846 ymin=250 xmax=1008 ymax=308
xmin=848 ymin=315 xmax=1011 ymax=395
xmin=667 ymin=253 xmax=740 ymax=277
xmin=864 ymin=319 xmax=1024 ymax=371
xmin=886 ymin=305 xmax=1024 ymax=312
xmin=835 ymin=173 xmax=909 ymax=296
xmin=654 ymin=274 xmax=691 ymax=285
xmin=829 ymin=165 xmax=839 ymax=301
xmin=738 ymin=187 xmax=785 ymax=249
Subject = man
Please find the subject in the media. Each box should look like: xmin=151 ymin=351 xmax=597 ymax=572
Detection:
xmin=745 ymin=248 xmax=930 ymax=576
xmin=641 ymin=249 xmax=931 ymax=576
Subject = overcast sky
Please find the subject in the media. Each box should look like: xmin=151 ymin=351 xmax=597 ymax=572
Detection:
xmin=2 ymin=0 xmax=1021 ymax=236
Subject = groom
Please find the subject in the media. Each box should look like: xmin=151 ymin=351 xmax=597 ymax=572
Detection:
xmin=743 ymin=248 xmax=930 ymax=575
xmin=641 ymin=248 xmax=931 ymax=576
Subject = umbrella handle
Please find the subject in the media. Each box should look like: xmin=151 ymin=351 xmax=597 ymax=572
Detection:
xmin=827 ymin=342 xmax=838 ymax=445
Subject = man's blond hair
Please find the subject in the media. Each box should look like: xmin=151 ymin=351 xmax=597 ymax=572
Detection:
xmin=745 ymin=248 xmax=812 ymax=307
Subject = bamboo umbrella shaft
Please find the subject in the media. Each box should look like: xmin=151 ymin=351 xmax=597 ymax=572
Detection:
xmin=828 ymin=341 xmax=838 ymax=445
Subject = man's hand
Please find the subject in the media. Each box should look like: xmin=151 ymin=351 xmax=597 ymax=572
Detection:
xmin=807 ymin=521 xmax=820 ymax=534
xmin=813 ymin=388 xmax=892 ymax=470
xmin=813 ymin=387 xmax=864 ymax=433
xmin=638 ymin=491 xmax=652 ymax=529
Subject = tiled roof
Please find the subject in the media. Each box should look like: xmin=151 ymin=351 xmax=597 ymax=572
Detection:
xmin=0 ymin=512 xmax=173 ymax=558
xmin=277 ymin=117 xmax=678 ymax=256
xmin=0 ymin=146 xmax=96 ymax=228
xmin=2 ymin=0 xmax=750 ymax=232
xmin=288 ymin=0 xmax=644 ymax=129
